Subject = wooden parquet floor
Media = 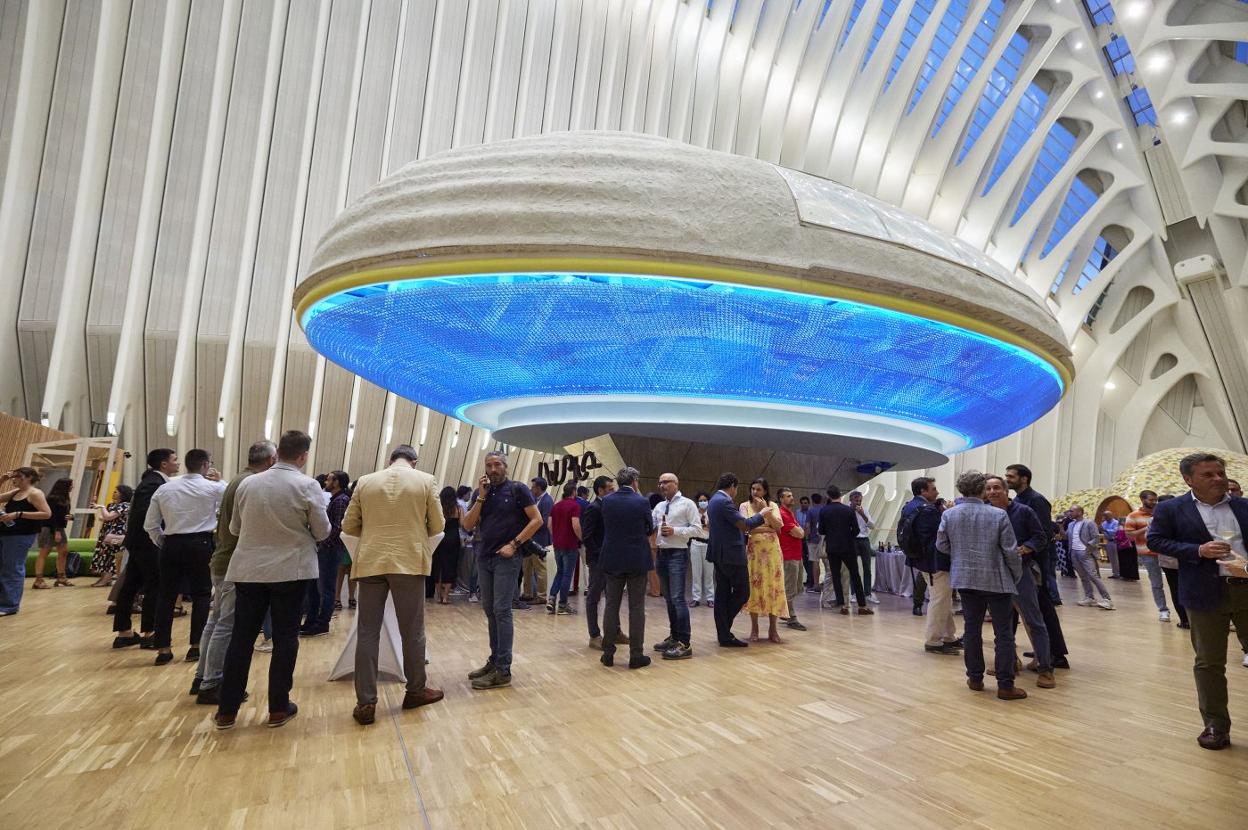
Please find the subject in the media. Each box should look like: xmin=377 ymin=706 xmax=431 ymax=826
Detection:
xmin=1 ymin=574 xmax=1246 ymax=830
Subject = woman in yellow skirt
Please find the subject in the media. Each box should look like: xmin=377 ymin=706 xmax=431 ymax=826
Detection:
xmin=741 ymin=478 xmax=788 ymax=643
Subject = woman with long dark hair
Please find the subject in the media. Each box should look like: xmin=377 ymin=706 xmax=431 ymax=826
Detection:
xmin=741 ymin=477 xmax=787 ymax=643
xmin=430 ymin=486 xmax=462 ymax=604
xmin=34 ymin=478 xmax=74 ymax=588
xmin=89 ymin=484 xmax=133 ymax=587
xmin=0 ymin=467 xmax=53 ymax=615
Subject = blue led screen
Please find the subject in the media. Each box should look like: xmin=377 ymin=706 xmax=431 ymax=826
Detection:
xmin=303 ymin=273 xmax=1064 ymax=451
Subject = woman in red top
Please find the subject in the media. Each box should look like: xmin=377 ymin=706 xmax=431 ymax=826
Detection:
xmin=776 ymin=488 xmax=808 ymax=632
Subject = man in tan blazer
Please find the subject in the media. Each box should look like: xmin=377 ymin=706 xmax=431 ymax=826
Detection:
xmin=342 ymin=444 xmax=446 ymax=725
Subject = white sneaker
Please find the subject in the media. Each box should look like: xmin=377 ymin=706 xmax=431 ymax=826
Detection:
xmin=1242 ymin=653 xmax=1248 ymax=668
xmin=1097 ymin=599 xmax=1114 ymax=610
xmin=255 ymin=639 xmax=273 ymax=653
xmin=1159 ymin=610 xmax=1171 ymax=622
xmin=867 ymin=593 xmax=881 ymax=605
xmin=1077 ymin=598 xmax=1096 ymax=607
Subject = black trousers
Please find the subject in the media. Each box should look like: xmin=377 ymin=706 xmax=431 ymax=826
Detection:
xmin=602 ymin=572 xmax=646 ymax=659
xmin=112 ymin=540 xmax=160 ymax=634
xmin=219 ymin=580 xmax=307 ymax=716
xmin=911 ymin=567 xmax=927 ymax=611
xmin=154 ymin=533 xmax=214 ymax=649
xmin=585 ymin=560 xmax=607 ymax=638
xmin=827 ymin=547 xmax=867 ymax=606
xmin=712 ymin=562 xmax=750 ymax=643
xmin=1163 ymin=567 xmax=1190 ymax=626
xmin=1036 ymin=579 xmax=1069 ymax=658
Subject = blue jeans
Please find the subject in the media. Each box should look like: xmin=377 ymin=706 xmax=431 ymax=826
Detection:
xmin=0 ymin=534 xmax=35 ymax=614
xmin=197 ymin=575 xmax=236 ymax=689
xmin=960 ymin=589 xmax=1018 ymax=688
xmin=549 ymin=548 xmax=579 ymax=605
xmin=304 ymin=545 xmax=340 ymax=629
xmin=479 ymin=554 xmax=521 ymax=673
xmin=1141 ymin=554 xmax=1169 ymax=612
xmin=656 ymin=548 xmax=690 ymax=644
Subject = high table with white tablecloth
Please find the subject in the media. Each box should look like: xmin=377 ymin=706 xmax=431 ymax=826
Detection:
xmin=871 ymin=548 xmax=914 ymax=598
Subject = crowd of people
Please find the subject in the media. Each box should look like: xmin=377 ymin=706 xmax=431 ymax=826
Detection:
xmin=1 ymin=443 xmax=1245 ymax=749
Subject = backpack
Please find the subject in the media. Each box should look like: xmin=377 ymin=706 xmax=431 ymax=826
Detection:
xmin=897 ymin=504 xmax=928 ymax=563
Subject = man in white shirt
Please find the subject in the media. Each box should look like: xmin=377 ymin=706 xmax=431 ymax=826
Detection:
xmin=849 ymin=491 xmax=879 ymax=604
xmin=214 ymin=430 xmax=330 ymax=731
xmin=145 ymin=448 xmax=227 ymax=666
xmin=1066 ymin=506 xmax=1113 ymax=609
xmin=651 ymin=473 xmax=705 ymax=660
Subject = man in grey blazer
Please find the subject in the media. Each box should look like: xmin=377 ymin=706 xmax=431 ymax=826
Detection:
xmin=937 ymin=471 xmax=1025 ymax=701
xmin=1067 ymin=506 xmax=1113 ymax=609
xmin=214 ymin=431 xmax=330 ymax=731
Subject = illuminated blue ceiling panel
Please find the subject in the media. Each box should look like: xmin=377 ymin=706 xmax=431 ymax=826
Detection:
xmin=303 ymin=273 xmax=1064 ymax=453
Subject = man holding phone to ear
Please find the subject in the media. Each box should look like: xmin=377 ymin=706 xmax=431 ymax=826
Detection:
xmin=461 ymin=451 xmax=543 ymax=690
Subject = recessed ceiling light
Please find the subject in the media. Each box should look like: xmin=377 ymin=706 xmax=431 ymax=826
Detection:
xmin=1171 ymin=110 xmax=1189 ymax=125
xmin=1073 ymin=40 xmax=1084 ymax=51
xmin=1149 ymin=53 xmax=1169 ymax=71
xmin=1094 ymin=89 xmax=1104 ymax=99
xmin=1115 ymin=141 xmax=1124 ymax=149
xmin=1125 ymin=1 xmax=1147 ymax=19
xmin=1104 ymin=381 xmax=1116 ymax=390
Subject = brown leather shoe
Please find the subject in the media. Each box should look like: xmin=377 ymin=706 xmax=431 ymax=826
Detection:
xmin=402 ymin=687 xmax=444 ymax=710
xmin=614 ymin=632 xmax=630 ymax=645
xmin=1197 ymin=727 xmax=1231 ymax=750
xmin=997 ymin=687 xmax=1028 ymax=701
xmin=967 ymin=678 xmax=984 ymax=691
xmin=1025 ymin=658 xmax=1039 ymax=672
xmin=856 ymin=607 xmax=874 ymax=616
xmin=1037 ymin=671 xmax=1056 ymax=689
xmin=839 ymin=606 xmax=850 ymax=615
xmin=353 ymin=703 xmax=376 ymax=725
xmin=267 ymin=701 xmax=298 ymax=727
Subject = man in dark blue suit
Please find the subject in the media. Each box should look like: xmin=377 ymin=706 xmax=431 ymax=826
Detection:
xmin=1148 ymin=452 xmax=1248 ymax=750
xmin=598 ymin=467 xmax=656 ymax=669
xmin=818 ymin=487 xmax=872 ymax=615
xmin=705 ymin=472 xmax=768 ymax=647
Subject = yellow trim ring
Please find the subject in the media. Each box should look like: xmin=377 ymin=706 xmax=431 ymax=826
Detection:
xmin=295 ymin=255 xmax=1072 ymax=390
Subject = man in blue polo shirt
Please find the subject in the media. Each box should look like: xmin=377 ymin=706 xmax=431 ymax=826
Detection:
xmin=462 ymin=451 xmax=543 ymax=690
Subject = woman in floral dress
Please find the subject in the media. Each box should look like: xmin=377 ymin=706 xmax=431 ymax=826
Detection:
xmin=741 ymin=477 xmax=788 ymax=643
xmin=89 ymin=484 xmax=132 ymax=587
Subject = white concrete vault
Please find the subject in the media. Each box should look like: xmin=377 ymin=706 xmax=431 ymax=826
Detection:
xmin=0 ymin=0 xmax=1245 ymax=516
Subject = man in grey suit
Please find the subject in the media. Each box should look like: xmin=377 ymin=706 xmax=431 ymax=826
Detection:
xmin=705 ymin=472 xmax=768 ymax=647
xmin=1067 ymin=506 xmax=1113 ymax=609
xmin=937 ymin=471 xmax=1026 ymax=701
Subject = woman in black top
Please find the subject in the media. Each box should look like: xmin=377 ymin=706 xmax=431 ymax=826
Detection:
xmin=0 ymin=467 xmax=53 ymax=615
xmin=33 ymin=479 xmax=73 ymax=588
xmin=431 ymin=486 xmax=463 ymax=605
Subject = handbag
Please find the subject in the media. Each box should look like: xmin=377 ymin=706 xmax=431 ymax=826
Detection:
xmin=103 ymin=532 xmax=125 ymax=546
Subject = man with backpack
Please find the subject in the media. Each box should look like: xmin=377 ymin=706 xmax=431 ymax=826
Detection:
xmin=899 ymin=476 xmax=960 ymax=655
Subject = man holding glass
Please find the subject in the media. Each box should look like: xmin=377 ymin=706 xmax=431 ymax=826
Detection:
xmin=1148 ymin=452 xmax=1248 ymax=750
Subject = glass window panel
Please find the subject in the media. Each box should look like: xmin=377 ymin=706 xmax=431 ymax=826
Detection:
xmin=886 ymin=0 xmax=936 ymax=88
xmin=957 ymin=30 xmax=1030 ymax=161
xmin=931 ymin=0 xmax=1008 ymax=134
xmin=984 ymin=82 xmax=1049 ymax=194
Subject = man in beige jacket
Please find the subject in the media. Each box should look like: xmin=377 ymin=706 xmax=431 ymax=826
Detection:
xmin=342 ymin=444 xmax=445 ymax=725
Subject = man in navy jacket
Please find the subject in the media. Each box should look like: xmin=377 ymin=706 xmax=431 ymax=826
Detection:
xmin=598 ymin=467 xmax=655 ymax=669
xmin=705 ymin=472 xmax=768 ymax=647
xmin=1148 ymin=452 xmax=1248 ymax=750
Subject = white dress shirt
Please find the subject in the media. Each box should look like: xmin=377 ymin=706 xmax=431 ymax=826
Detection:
xmin=225 ymin=462 xmax=331 ymax=583
xmin=145 ymin=472 xmax=227 ymax=545
xmin=652 ymin=491 xmax=706 ymax=549
xmin=854 ymin=505 xmax=874 ymax=538
xmin=1191 ymin=493 xmax=1247 ymax=558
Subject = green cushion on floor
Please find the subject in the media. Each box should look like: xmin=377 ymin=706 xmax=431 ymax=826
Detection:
xmin=25 ymin=540 xmax=97 ymax=577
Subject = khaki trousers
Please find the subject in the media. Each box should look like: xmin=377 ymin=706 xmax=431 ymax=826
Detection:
xmin=783 ymin=560 xmax=804 ymax=619
xmin=923 ymin=571 xmax=958 ymax=646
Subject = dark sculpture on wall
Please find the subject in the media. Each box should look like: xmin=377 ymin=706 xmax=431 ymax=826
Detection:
xmin=537 ymin=451 xmax=604 ymax=486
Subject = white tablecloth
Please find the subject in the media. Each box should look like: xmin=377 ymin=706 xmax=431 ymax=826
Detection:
xmin=872 ymin=548 xmax=914 ymax=598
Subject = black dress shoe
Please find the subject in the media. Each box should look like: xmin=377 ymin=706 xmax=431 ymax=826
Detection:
xmin=185 ymin=647 xmax=200 ymax=662
xmin=112 ymin=634 xmax=141 ymax=649
xmin=139 ymin=637 xmax=156 ymax=650
xmin=1053 ymin=656 xmax=1071 ymax=670
xmin=600 ymin=652 xmax=614 ymax=667
xmin=628 ymin=655 xmax=652 ymax=669
xmin=154 ymin=652 xmax=174 ymax=666
xmin=190 ymin=677 xmax=202 ymax=696
xmin=719 ymin=638 xmax=748 ymax=648
xmin=1197 ymin=727 xmax=1231 ymax=750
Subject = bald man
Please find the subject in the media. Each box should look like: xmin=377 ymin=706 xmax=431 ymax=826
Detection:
xmin=651 ymin=473 xmax=705 ymax=660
